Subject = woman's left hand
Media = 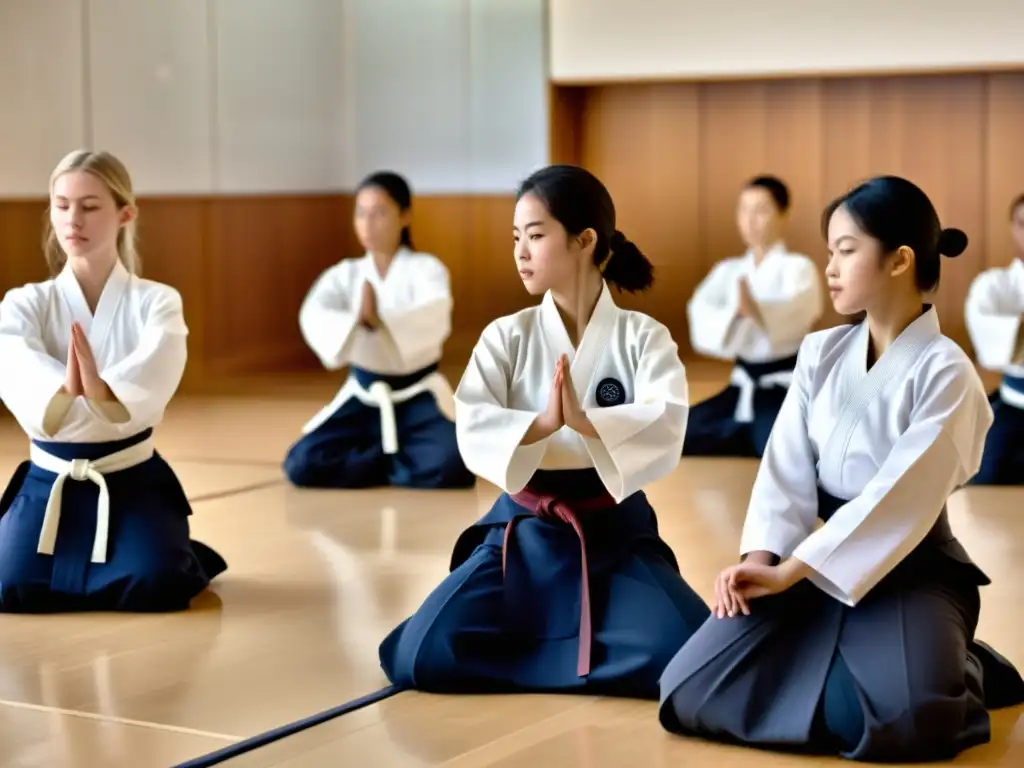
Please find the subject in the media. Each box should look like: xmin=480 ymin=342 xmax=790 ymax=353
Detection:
xmin=713 ymin=557 xmax=811 ymax=616
xmin=560 ymin=355 xmax=597 ymax=438
xmin=72 ymin=323 xmax=116 ymax=402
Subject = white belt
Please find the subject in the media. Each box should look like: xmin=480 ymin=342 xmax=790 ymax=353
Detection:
xmin=999 ymin=381 xmax=1024 ymax=410
xmin=729 ymin=365 xmax=794 ymax=423
xmin=29 ymin=436 xmax=155 ymax=564
xmin=350 ymin=375 xmax=435 ymax=455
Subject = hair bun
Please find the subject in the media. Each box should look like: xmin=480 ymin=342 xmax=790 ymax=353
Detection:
xmin=937 ymin=227 xmax=968 ymax=258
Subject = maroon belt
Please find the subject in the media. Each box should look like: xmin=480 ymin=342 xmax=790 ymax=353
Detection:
xmin=504 ymin=486 xmax=616 ymax=677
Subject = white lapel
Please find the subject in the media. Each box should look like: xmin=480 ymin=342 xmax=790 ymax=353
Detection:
xmin=362 ymin=247 xmax=410 ymax=292
xmin=89 ymin=260 xmax=130 ymax=353
xmin=819 ymin=306 xmax=941 ymax=481
xmin=56 ymin=264 xmax=95 ymax=332
xmin=55 ymin=260 xmax=130 ymax=345
xmin=539 ymin=283 xmax=617 ymax=402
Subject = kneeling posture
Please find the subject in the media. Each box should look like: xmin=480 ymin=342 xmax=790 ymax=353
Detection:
xmin=683 ymin=176 xmax=823 ymax=458
xmin=964 ymin=192 xmax=1024 ymax=485
xmin=379 ymin=165 xmax=709 ymax=698
xmin=0 ymin=150 xmax=226 ymax=612
xmin=659 ymin=176 xmax=1024 ymax=762
xmin=284 ymin=171 xmax=474 ymax=490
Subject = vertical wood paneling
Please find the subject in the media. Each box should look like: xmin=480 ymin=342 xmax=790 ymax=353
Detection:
xmin=555 ymin=71 xmax=1024 ymax=354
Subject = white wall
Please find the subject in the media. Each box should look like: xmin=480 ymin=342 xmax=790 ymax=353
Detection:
xmin=550 ymin=0 xmax=1024 ymax=82
xmin=0 ymin=0 xmax=549 ymax=197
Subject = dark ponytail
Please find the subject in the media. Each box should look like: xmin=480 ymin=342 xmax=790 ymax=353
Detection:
xmin=357 ymin=170 xmax=415 ymax=250
xmin=516 ymin=164 xmax=655 ymax=293
xmin=603 ymin=230 xmax=654 ymax=293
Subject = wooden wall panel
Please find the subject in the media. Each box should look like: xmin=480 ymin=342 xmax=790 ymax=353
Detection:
xmin=554 ymin=70 xmax=1024 ymax=355
xmin=0 ymin=194 xmax=510 ymax=392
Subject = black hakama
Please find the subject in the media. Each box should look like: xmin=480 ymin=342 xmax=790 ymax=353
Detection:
xmin=682 ymin=354 xmax=797 ymax=459
xmin=0 ymin=428 xmax=226 ymax=613
xmin=658 ymin=488 xmax=1024 ymax=762
xmin=969 ymin=375 xmax=1024 ymax=486
xmin=378 ymin=469 xmax=709 ymax=699
xmin=283 ymin=364 xmax=475 ymax=490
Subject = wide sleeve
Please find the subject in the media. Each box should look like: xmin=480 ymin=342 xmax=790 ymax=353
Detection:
xmin=738 ymin=336 xmax=821 ymax=557
xmin=0 ymin=286 xmax=71 ymax=436
xmin=377 ymin=257 xmax=453 ymax=364
xmin=582 ymin=323 xmax=689 ymax=502
xmin=81 ymin=286 xmax=189 ymax=434
xmin=298 ymin=264 xmax=362 ymax=370
xmin=964 ymin=269 xmax=1023 ymax=371
xmin=686 ymin=262 xmax=742 ymax=360
xmin=754 ymin=258 xmax=824 ymax=353
xmin=453 ymin=324 xmax=549 ymax=492
xmin=790 ymin=358 xmax=992 ymax=607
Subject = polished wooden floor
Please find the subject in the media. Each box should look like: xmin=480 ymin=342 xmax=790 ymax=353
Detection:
xmin=0 ymin=367 xmax=1020 ymax=767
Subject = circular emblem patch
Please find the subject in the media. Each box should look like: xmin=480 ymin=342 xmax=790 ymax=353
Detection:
xmin=595 ymin=378 xmax=626 ymax=407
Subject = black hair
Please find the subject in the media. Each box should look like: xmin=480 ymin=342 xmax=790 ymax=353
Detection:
xmin=516 ymin=164 xmax=654 ymax=293
xmin=822 ymin=175 xmax=967 ymax=293
xmin=746 ymin=175 xmax=790 ymax=213
xmin=1009 ymin=192 xmax=1024 ymax=220
xmin=357 ymin=171 xmax=414 ymax=249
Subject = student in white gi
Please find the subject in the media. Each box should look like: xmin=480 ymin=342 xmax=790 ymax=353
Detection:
xmin=0 ymin=149 xmax=226 ymax=612
xmin=660 ymin=175 xmax=1024 ymax=761
xmin=283 ymin=171 xmax=474 ymax=489
xmin=964 ymin=192 xmax=1024 ymax=485
xmin=684 ymin=175 xmax=823 ymax=458
xmin=379 ymin=164 xmax=709 ymax=698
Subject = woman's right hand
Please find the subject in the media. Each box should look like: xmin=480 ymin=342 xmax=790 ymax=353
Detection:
xmin=63 ymin=332 xmax=82 ymax=396
xmin=521 ymin=357 xmax=565 ymax=445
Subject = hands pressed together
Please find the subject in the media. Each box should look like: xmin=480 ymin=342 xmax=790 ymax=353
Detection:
xmin=736 ymin=278 xmax=764 ymax=328
xmin=526 ymin=354 xmax=598 ymax=443
xmin=711 ymin=550 xmax=811 ymax=619
xmin=359 ymin=281 xmax=380 ymax=330
xmin=63 ymin=322 xmax=117 ymax=402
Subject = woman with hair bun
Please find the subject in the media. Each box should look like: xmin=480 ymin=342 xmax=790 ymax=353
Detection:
xmin=284 ymin=170 xmax=474 ymax=490
xmin=379 ymin=164 xmax=709 ymax=697
xmin=660 ymin=176 xmax=1024 ymax=762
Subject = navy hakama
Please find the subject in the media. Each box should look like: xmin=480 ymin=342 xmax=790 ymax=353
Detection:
xmin=379 ymin=469 xmax=709 ymax=699
xmin=0 ymin=428 xmax=226 ymax=613
xmin=658 ymin=488 xmax=1024 ymax=762
xmin=682 ymin=354 xmax=796 ymax=459
xmin=283 ymin=364 xmax=475 ymax=490
xmin=969 ymin=375 xmax=1024 ymax=486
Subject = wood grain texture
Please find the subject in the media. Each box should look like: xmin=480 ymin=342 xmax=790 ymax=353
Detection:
xmin=3 ymin=71 xmax=1024 ymax=386
xmin=553 ymin=70 xmax=1024 ymax=354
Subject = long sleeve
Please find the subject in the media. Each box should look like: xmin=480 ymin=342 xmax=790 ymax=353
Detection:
xmin=687 ymin=263 xmax=742 ymax=360
xmin=753 ymin=259 xmax=824 ymax=353
xmin=299 ymin=264 xmax=363 ymax=370
xmin=0 ymin=287 xmax=70 ymax=436
xmin=377 ymin=257 xmax=452 ymax=365
xmin=791 ymin=358 xmax=992 ymax=607
xmin=965 ymin=269 xmax=1023 ymax=371
xmin=454 ymin=324 xmax=548 ymax=492
xmin=79 ymin=287 xmax=188 ymax=435
xmin=738 ymin=336 xmax=820 ymax=558
xmin=583 ymin=324 xmax=689 ymax=502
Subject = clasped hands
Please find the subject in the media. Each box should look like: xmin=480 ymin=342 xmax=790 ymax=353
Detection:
xmin=711 ymin=550 xmax=811 ymax=619
xmin=735 ymin=277 xmax=764 ymax=327
xmin=529 ymin=354 xmax=597 ymax=442
xmin=359 ymin=281 xmax=380 ymax=330
xmin=63 ymin=322 xmax=116 ymax=402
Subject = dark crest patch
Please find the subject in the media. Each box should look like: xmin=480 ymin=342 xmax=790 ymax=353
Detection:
xmin=595 ymin=378 xmax=626 ymax=407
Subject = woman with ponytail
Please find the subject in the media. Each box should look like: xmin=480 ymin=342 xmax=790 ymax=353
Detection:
xmin=660 ymin=176 xmax=1024 ymax=762
xmin=379 ymin=164 xmax=709 ymax=697
xmin=0 ymin=149 xmax=225 ymax=612
xmin=285 ymin=170 xmax=474 ymax=490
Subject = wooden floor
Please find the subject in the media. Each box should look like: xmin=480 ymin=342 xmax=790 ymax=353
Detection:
xmin=0 ymin=366 xmax=1021 ymax=767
